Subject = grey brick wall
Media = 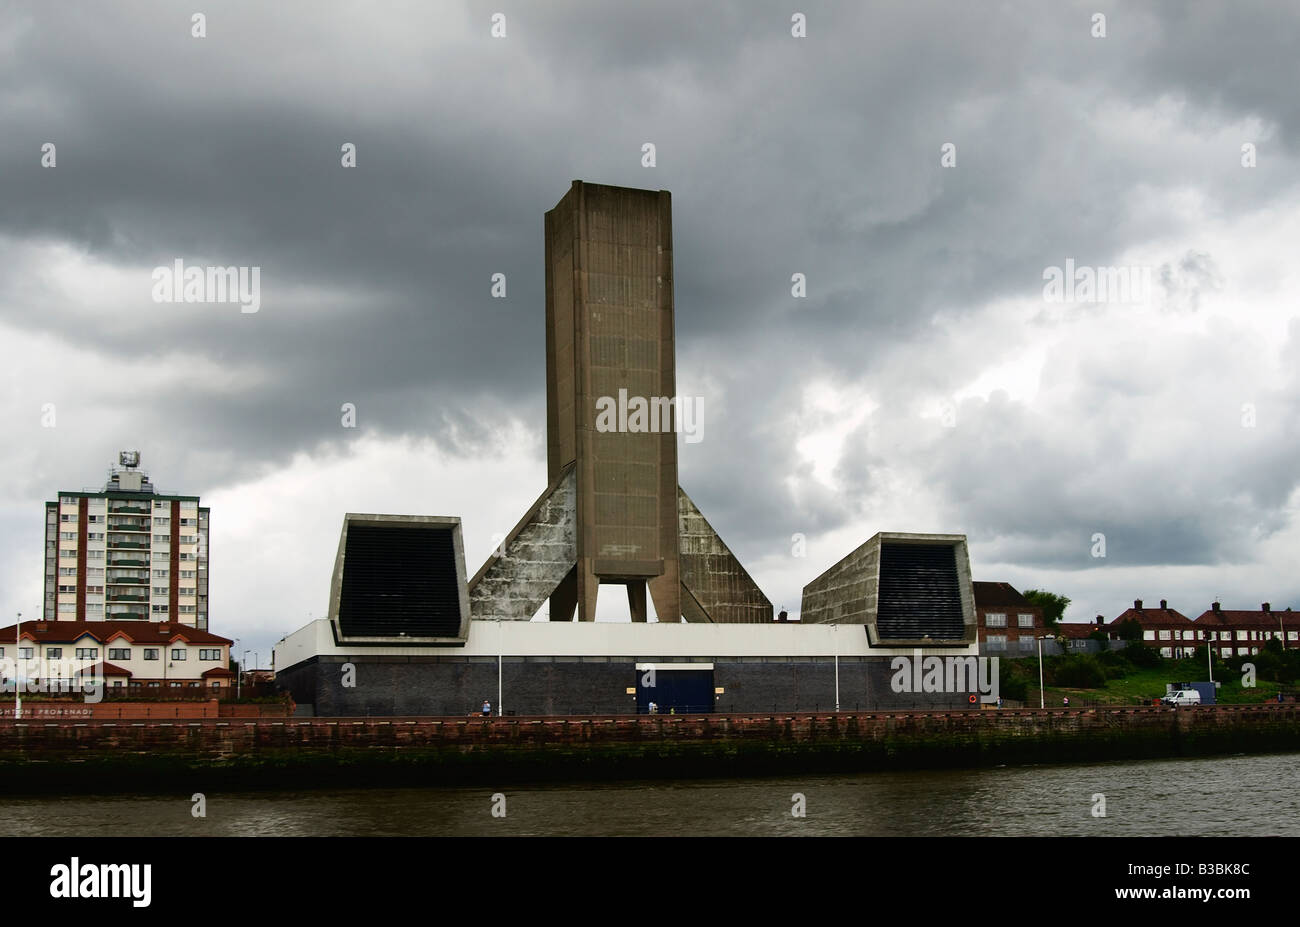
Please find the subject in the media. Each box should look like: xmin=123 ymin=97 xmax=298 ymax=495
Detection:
xmin=280 ymin=656 xmax=975 ymax=716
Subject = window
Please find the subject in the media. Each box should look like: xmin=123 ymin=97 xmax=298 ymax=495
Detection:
xmin=1289 ymin=632 xmax=1298 ymax=641
xmin=169 ymin=682 xmax=181 ymax=688
xmin=148 ymin=681 xmax=160 ymax=688
xmin=1158 ymin=630 xmax=1171 ymax=640
xmin=87 ymin=514 xmax=103 ymax=524
xmin=180 ymin=517 xmax=197 ymax=527
xmin=1017 ymin=614 xmax=1034 ymax=628
xmin=87 ymin=532 xmax=104 ymax=541
xmin=19 ymin=647 xmax=34 ymax=660
xmin=187 ymin=681 xmax=199 ymax=688
xmin=212 ymin=681 xmax=221 ymax=690
xmin=58 ymin=567 xmax=77 ymax=576
xmin=153 ymin=501 xmax=167 ymax=510
xmin=151 ymin=604 xmax=169 ymax=614
xmin=153 ymin=534 xmax=169 ymax=543
xmin=75 ymin=648 xmax=98 ymax=659
xmin=60 ymin=513 xmax=74 ymax=522
xmin=199 ymin=648 xmax=221 ymax=661
xmin=86 ymin=604 xmax=103 ymax=614
xmin=178 ymin=605 xmax=196 ymax=614
xmin=57 ymin=603 xmax=75 ymax=613
xmin=59 ymin=531 xmax=77 ymax=540
xmin=109 ymin=648 xmax=131 ymax=660
xmin=143 ymin=648 xmax=159 ymax=661
xmin=87 ymin=568 xmax=104 ymax=578
xmin=1159 ymin=648 xmax=1173 ymax=658
xmin=46 ymin=648 xmax=62 ymax=658
xmin=986 ymin=635 xmax=1007 ymax=651
xmin=58 ymin=584 xmax=75 ymax=594
xmin=152 ymin=587 xmax=169 ymax=596
xmin=61 ymin=496 xmax=77 ymax=505
xmin=171 ymin=648 xmax=187 ymax=660
xmin=1143 ymin=630 xmax=1155 ymax=641
xmin=88 ymin=551 xmax=104 ymax=559
xmin=179 ymin=553 xmax=194 ymax=561
xmin=1019 ymin=637 xmax=1036 ymax=651
xmin=112 ymin=680 xmax=123 ymax=688
xmin=153 ymin=570 xmax=168 ymax=579
xmin=180 ymin=570 xmax=196 ymax=579
xmin=985 ymin=613 xmax=1007 ymax=628
xmin=85 ymin=585 xmax=103 ymax=595
xmin=1237 ymin=630 xmax=1248 ymax=640
xmin=153 ymin=517 xmax=170 ymax=527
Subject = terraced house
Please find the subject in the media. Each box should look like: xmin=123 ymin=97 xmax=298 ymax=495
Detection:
xmin=0 ymin=620 xmax=233 ymax=691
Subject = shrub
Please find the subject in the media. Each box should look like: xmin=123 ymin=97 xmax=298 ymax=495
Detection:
xmin=1052 ymin=654 xmax=1107 ymax=688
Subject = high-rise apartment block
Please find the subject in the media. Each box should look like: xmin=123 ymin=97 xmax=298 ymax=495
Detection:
xmin=44 ymin=452 xmax=209 ymax=629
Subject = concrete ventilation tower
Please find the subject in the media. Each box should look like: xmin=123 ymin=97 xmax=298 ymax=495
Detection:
xmin=468 ymin=181 xmax=771 ymax=623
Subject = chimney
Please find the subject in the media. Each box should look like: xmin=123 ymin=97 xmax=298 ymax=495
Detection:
xmin=1212 ymin=602 xmax=1221 ymax=613
xmin=158 ymin=622 xmax=170 ymax=632
xmin=1160 ymin=599 xmax=1168 ymax=610
xmin=1262 ymin=603 xmax=1271 ymax=613
xmin=1134 ymin=599 xmax=1143 ymax=610
xmin=1095 ymin=615 xmax=1104 ymax=625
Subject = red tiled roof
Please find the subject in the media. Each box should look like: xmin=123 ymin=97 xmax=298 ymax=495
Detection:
xmin=0 ymin=621 xmax=230 ymax=646
xmin=201 ymin=667 xmax=236 ymax=678
xmin=1056 ymin=623 xmax=1101 ymax=639
xmin=1109 ymin=606 xmax=1193 ymax=628
xmin=1192 ymin=607 xmax=1298 ymax=627
xmin=74 ymin=661 xmax=132 ymax=677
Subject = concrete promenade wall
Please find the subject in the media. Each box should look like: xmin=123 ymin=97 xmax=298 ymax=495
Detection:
xmin=2 ymin=705 xmax=1297 ymax=792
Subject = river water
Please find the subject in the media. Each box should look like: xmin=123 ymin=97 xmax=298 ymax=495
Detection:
xmin=3 ymin=752 xmax=1296 ymax=837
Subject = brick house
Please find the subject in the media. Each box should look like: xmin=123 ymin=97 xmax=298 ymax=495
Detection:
xmin=1189 ymin=602 xmax=1299 ymax=658
xmin=1108 ymin=599 xmax=1197 ymax=657
xmin=973 ymin=581 xmax=1046 ymax=655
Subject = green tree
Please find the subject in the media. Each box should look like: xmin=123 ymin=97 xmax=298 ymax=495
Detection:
xmin=1114 ymin=617 xmax=1144 ymax=641
xmin=1022 ymin=589 xmax=1071 ymax=629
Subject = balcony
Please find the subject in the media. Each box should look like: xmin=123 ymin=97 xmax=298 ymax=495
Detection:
xmin=106 ymin=575 xmax=148 ymax=585
xmin=107 ymin=540 xmax=149 ymax=549
xmin=107 ymin=558 xmax=147 ymax=568
xmin=109 ymin=611 xmax=145 ymax=621
xmin=107 ymin=521 xmax=150 ymax=532
xmin=108 ymin=504 xmax=150 ymax=515
xmin=106 ymin=594 xmax=147 ymax=603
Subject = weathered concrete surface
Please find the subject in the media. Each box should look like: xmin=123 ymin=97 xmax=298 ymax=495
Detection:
xmin=678 ymin=487 xmax=771 ymax=623
xmin=468 ymin=465 xmax=577 ymax=620
xmin=471 ymin=181 xmax=775 ymax=625
xmin=801 ymin=532 xmax=976 ymax=646
xmin=546 ymin=182 xmax=682 ymax=622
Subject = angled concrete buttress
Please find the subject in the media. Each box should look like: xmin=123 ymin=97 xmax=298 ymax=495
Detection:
xmin=466 ymin=181 xmax=771 ymax=623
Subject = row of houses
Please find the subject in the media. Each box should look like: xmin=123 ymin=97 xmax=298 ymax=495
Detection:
xmin=974 ymin=585 xmax=1298 ymax=659
xmin=0 ymin=620 xmax=235 ymax=691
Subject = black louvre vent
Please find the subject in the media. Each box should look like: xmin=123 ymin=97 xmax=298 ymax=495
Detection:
xmin=338 ymin=524 xmax=463 ymax=638
xmin=876 ymin=543 xmax=965 ymax=640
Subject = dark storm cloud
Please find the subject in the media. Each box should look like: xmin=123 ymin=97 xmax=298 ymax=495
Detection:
xmin=2 ymin=0 xmax=1299 ymax=591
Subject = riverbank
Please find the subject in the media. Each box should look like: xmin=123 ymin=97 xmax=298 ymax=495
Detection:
xmin=2 ymin=705 xmax=1297 ymax=793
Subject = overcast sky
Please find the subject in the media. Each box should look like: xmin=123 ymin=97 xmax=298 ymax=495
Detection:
xmin=3 ymin=1 xmax=1298 ymax=660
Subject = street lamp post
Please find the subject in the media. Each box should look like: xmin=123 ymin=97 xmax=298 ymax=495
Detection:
xmin=833 ymin=622 xmax=840 ymax=713
xmin=1205 ymin=630 xmax=1214 ymax=684
xmin=240 ymin=648 xmax=248 ymax=700
xmin=1036 ymin=635 xmax=1053 ymax=709
xmin=496 ymin=617 xmax=503 ymax=718
xmin=14 ymin=612 xmax=21 ymax=720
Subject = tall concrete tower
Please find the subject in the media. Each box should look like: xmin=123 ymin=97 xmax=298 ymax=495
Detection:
xmin=469 ymin=181 xmax=770 ymax=623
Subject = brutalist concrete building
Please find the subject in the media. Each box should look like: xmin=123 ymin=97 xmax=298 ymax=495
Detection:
xmin=274 ymin=182 xmax=981 ymax=716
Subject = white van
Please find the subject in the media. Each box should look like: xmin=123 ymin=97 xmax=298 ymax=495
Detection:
xmin=1162 ymin=689 xmax=1202 ymax=707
